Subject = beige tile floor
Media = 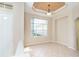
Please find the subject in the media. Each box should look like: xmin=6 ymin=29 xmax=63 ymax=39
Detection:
xmin=24 ymin=43 xmax=79 ymax=57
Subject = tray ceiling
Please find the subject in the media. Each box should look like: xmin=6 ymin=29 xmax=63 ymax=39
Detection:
xmin=33 ymin=2 xmax=65 ymax=12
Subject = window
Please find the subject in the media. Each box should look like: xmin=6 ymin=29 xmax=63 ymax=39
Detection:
xmin=31 ymin=18 xmax=48 ymax=37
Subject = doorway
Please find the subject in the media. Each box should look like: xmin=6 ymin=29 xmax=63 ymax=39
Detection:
xmin=75 ymin=18 xmax=79 ymax=50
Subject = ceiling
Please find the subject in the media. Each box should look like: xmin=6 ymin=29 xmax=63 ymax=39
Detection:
xmin=24 ymin=2 xmax=66 ymax=17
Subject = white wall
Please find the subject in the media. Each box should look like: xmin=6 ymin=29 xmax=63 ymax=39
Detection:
xmin=24 ymin=13 xmax=52 ymax=46
xmin=52 ymin=2 xmax=79 ymax=50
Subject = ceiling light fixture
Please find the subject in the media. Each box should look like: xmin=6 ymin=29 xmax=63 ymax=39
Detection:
xmin=46 ymin=3 xmax=52 ymax=15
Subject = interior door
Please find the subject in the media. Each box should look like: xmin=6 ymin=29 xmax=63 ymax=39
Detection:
xmin=75 ymin=18 xmax=79 ymax=50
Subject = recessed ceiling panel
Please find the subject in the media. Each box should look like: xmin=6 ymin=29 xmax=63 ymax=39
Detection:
xmin=33 ymin=2 xmax=65 ymax=12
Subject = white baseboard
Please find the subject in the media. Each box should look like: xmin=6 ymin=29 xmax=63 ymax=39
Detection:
xmin=24 ymin=41 xmax=52 ymax=47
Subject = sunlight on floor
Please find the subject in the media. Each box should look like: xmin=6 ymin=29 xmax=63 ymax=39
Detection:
xmin=24 ymin=47 xmax=33 ymax=57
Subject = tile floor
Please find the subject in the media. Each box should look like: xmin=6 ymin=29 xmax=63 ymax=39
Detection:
xmin=24 ymin=43 xmax=79 ymax=57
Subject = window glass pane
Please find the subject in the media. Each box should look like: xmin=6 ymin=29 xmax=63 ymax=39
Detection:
xmin=31 ymin=18 xmax=48 ymax=37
